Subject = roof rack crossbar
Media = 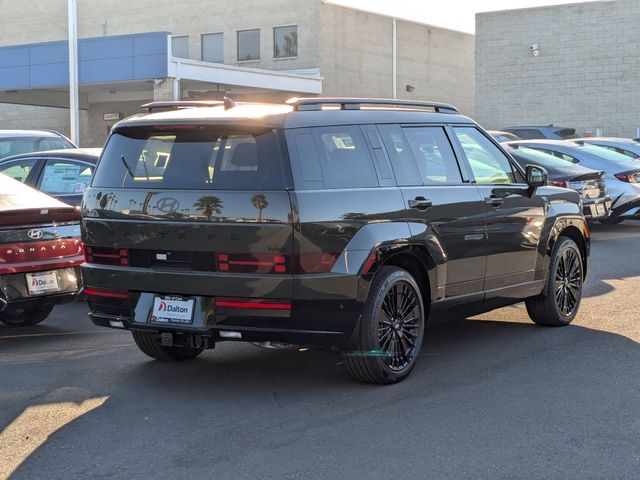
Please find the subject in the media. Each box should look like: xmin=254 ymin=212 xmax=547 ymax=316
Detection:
xmin=141 ymin=97 xmax=237 ymax=113
xmin=287 ymin=97 xmax=459 ymax=113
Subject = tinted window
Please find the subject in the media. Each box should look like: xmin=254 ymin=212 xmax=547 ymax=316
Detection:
xmin=595 ymin=144 xmax=639 ymax=159
xmin=510 ymin=129 xmax=543 ymax=140
xmin=580 ymin=144 xmax=637 ymax=162
xmin=40 ymin=160 xmax=93 ymax=194
xmin=238 ymin=29 xmax=260 ymax=61
xmin=312 ymin=127 xmax=378 ymax=189
xmin=93 ymin=126 xmax=289 ymax=190
xmin=171 ymin=36 xmax=189 ymax=59
xmin=378 ymin=125 xmax=422 ymax=186
xmin=403 ymin=127 xmax=461 ymax=184
xmin=274 ymin=26 xmax=297 ymax=58
xmin=0 ymin=137 xmax=73 ymax=159
xmin=508 ymin=147 xmax=576 ymax=170
xmin=202 ymin=33 xmax=223 ymax=63
xmin=454 ymin=127 xmax=516 ymax=184
xmin=0 ymin=158 xmax=37 ymax=182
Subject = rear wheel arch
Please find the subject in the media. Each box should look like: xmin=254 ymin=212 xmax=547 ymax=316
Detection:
xmin=361 ymin=245 xmax=434 ymax=310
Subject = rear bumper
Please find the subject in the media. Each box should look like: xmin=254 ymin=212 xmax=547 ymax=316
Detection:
xmin=0 ymin=266 xmax=82 ymax=309
xmin=82 ymin=264 xmax=363 ymax=347
xmin=582 ymin=196 xmax=612 ymax=220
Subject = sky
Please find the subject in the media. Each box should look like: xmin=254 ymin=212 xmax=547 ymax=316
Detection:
xmin=328 ymin=0 xmax=600 ymax=33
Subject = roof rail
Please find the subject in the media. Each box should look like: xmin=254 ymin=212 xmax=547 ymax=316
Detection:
xmin=141 ymin=97 xmax=237 ymax=113
xmin=286 ymin=97 xmax=459 ymax=113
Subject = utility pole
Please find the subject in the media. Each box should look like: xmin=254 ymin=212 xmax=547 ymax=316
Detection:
xmin=68 ymin=0 xmax=80 ymax=145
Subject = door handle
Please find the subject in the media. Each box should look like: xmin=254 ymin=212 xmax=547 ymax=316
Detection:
xmin=484 ymin=196 xmax=504 ymax=207
xmin=408 ymin=196 xmax=433 ymax=210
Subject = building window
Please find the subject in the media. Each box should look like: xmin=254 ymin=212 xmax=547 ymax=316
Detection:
xmin=171 ymin=36 xmax=189 ymax=59
xmin=202 ymin=33 xmax=224 ymax=63
xmin=274 ymin=26 xmax=298 ymax=58
xmin=237 ymin=29 xmax=260 ymax=61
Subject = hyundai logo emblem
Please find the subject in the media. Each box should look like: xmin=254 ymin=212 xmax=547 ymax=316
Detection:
xmin=156 ymin=197 xmax=179 ymax=213
xmin=27 ymin=229 xmax=44 ymax=240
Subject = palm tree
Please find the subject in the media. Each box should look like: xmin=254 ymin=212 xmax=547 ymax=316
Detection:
xmin=194 ymin=196 xmax=223 ymax=220
xmin=251 ymin=194 xmax=269 ymax=223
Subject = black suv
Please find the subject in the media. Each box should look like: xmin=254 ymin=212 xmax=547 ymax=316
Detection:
xmin=81 ymin=98 xmax=590 ymax=384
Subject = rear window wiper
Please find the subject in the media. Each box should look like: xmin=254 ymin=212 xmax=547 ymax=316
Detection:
xmin=120 ymin=155 xmax=135 ymax=179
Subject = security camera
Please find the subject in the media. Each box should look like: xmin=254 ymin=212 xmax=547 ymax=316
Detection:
xmin=530 ymin=44 xmax=540 ymax=57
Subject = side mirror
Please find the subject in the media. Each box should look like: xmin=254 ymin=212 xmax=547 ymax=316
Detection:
xmin=525 ymin=164 xmax=548 ymax=189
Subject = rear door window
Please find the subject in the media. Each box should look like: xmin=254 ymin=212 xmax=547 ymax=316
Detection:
xmin=92 ymin=126 xmax=290 ymax=190
xmin=39 ymin=160 xmax=94 ymax=195
xmin=403 ymin=127 xmax=462 ymax=184
xmin=510 ymin=129 xmax=543 ymax=140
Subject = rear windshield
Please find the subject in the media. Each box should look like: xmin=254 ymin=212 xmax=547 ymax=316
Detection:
xmin=579 ymin=144 xmax=636 ymax=163
xmin=92 ymin=126 xmax=290 ymax=190
xmin=509 ymin=147 xmax=577 ymax=170
xmin=0 ymin=137 xmax=74 ymax=159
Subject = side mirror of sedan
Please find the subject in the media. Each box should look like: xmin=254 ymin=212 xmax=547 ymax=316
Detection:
xmin=526 ymin=164 xmax=548 ymax=189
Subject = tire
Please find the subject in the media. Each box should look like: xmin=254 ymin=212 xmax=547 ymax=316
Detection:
xmin=0 ymin=304 xmax=54 ymax=327
xmin=132 ymin=331 xmax=204 ymax=362
xmin=526 ymin=237 xmax=583 ymax=327
xmin=343 ymin=266 xmax=426 ymax=384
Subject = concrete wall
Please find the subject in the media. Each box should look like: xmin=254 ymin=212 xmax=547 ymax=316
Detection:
xmin=476 ymin=0 xmax=638 ymax=136
xmin=318 ymin=3 xmax=475 ymax=115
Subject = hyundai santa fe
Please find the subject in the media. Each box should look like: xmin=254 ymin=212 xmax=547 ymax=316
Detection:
xmin=81 ymin=97 xmax=590 ymax=384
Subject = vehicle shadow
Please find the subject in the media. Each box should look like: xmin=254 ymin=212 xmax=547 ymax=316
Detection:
xmin=5 ymin=317 xmax=639 ymax=479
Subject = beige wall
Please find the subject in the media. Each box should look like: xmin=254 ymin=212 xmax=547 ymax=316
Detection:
xmin=476 ymin=0 xmax=638 ymax=136
xmin=318 ymin=3 xmax=475 ymax=115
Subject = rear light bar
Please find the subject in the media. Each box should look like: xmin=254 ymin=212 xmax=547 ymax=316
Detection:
xmin=215 ymin=297 xmax=292 ymax=310
xmin=84 ymin=287 xmax=130 ymax=299
xmin=216 ymin=252 xmax=339 ymax=274
xmin=84 ymin=246 xmax=129 ymax=266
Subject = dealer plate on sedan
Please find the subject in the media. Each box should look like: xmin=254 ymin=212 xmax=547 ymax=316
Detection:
xmin=150 ymin=296 xmax=195 ymax=324
xmin=26 ymin=271 xmax=61 ymax=296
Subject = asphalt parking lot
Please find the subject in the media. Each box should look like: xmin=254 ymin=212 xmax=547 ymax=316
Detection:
xmin=1 ymin=223 xmax=639 ymax=480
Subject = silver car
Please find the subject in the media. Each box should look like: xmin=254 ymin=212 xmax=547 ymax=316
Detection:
xmin=506 ymin=140 xmax=640 ymax=223
xmin=577 ymin=137 xmax=640 ymax=160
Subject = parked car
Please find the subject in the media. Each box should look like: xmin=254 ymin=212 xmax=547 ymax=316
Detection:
xmin=0 ymin=148 xmax=100 ymax=207
xmin=506 ymin=140 xmax=640 ymax=223
xmin=81 ymin=97 xmax=589 ymax=384
xmin=0 ymin=130 xmax=76 ymax=160
xmin=0 ymin=174 xmax=83 ymax=327
xmin=502 ymin=125 xmax=577 ymax=140
xmin=577 ymin=137 xmax=640 ymax=160
xmin=488 ymin=130 xmax=520 ymax=143
xmin=505 ymin=144 xmax=611 ymax=221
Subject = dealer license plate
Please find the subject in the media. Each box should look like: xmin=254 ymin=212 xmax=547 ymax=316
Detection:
xmin=26 ymin=271 xmax=61 ymax=296
xmin=150 ymin=296 xmax=195 ymax=324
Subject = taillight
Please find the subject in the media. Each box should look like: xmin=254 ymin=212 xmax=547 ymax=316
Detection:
xmin=0 ymin=239 xmax=81 ymax=264
xmin=217 ymin=253 xmax=289 ymax=274
xmin=548 ymin=180 xmax=570 ymax=188
xmin=215 ymin=252 xmax=339 ymax=274
xmin=84 ymin=246 xmax=129 ymax=266
xmin=84 ymin=287 xmax=130 ymax=299
xmin=215 ymin=297 xmax=292 ymax=310
xmin=295 ymin=253 xmax=339 ymax=274
xmin=614 ymin=172 xmax=640 ymax=183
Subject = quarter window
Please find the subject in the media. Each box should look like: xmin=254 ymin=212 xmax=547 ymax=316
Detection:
xmin=453 ymin=127 xmax=517 ymax=184
xmin=237 ymin=29 xmax=260 ymax=61
xmin=312 ymin=127 xmax=378 ymax=189
xmin=274 ymin=26 xmax=298 ymax=58
xmin=403 ymin=127 xmax=462 ymax=184
xmin=202 ymin=33 xmax=224 ymax=63
xmin=0 ymin=159 xmax=37 ymax=183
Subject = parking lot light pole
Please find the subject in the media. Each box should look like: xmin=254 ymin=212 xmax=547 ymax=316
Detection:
xmin=68 ymin=0 xmax=80 ymax=145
